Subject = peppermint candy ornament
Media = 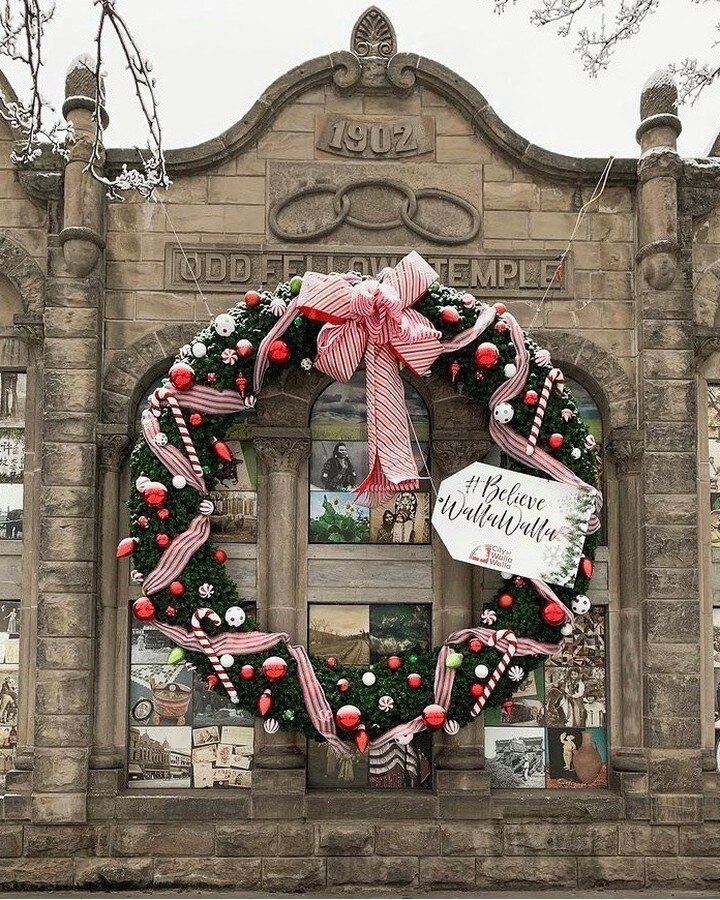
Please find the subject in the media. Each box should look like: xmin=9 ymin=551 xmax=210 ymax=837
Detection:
xmin=263 ymin=718 xmax=280 ymax=734
xmin=198 ymin=583 xmax=214 ymax=599
xmin=199 ymin=500 xmax=215 ymax=516
xmin=130 ymin=569 xmax=144 ymax=584
xmin=481 ymin=609 xmax=498 ymax=625
xmin=378 ymin=695 xmax=394 ymax=711
xmin=443 ymin=718 xmax=460 ymax=735
xmin=508 ymin=665 xmax=525 ymax=682
xmin=221 ymin=348 xmax=238 ymax=365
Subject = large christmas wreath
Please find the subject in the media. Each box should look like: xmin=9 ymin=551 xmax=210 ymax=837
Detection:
xmin=122 ymin=252 xmax=601 ymax=754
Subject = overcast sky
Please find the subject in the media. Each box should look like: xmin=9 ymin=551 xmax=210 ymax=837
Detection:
xmin=3 ymin=1 xmax=720 ymax=159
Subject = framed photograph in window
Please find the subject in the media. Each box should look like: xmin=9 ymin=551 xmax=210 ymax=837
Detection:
xmin=309 ymin=492 xmax=370 ymax=544
xmin=308 ymin=604 xmax=370 ymax=666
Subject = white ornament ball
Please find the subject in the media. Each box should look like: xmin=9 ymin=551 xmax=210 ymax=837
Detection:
xmin=443 ymin=718 xmax=460 ymax=735
xmin=154 ymin=432 xmax=168 ymax=446
xmin=361 ymin=671 xmax=376 ymax=687
xmin=172 ymin=475 xmax=187 ymax=490
xmin=571 ymin=447 xmax=582 ymax=460
xmin=191 ymin=342 xmax=207 ymax=359
xmin=214 ymin=313 xmax=236 ymax=337
xmin=199 ymin=499 xmax=215 ymax=516
xmin=135 ymin=476 xmax=150 ymax=492
xmin=475 ymin=664 xmax=489 ymax=679
xmin=225 ymin=606 xmax=246 ymax=627
xmin=493 ymin=402 xmax=514 ymax=424
xmin=561 ymin=623 xmax=573 ymax=636
xmin=219 ymin=653 xmax=235 ymax=668
xmin=572 ymin=595 xmax=591 ymax=615
xmin=504 ymin=363 xmax=517 ymax=378
xmin=263 ymin=718 xmax=279 ymax=734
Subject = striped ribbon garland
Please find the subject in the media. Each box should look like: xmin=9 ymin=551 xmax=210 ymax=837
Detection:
xmin=191 ymin=608 xmax=239 ymax=705
xmin=525 ymin=367 xmax=565 ymax=457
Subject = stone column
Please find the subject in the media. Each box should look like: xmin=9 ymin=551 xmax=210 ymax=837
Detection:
xmin=636 ymin=71 xmax=703 ymax=823
xmin=31 ymin=59 xmax=106 ymax=824
xmin=252 ymin=434 xmax=311 ymax=771
xmin=90 ymin=427 xmax=131 ymax=771
xmin=431 ymin=438 xmax=492 ymax=816
xmin=605 ymin=430 xmax=646 ymax=780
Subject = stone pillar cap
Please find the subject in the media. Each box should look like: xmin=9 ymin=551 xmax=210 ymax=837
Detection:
xmin=63 ymin=53 xmax=109 ymax=128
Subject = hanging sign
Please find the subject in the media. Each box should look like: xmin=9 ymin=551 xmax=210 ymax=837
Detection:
xmin=431 ymin=461 xmax=596 ymax=587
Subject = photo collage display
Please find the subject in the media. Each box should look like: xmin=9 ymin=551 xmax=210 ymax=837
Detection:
xmin=714 ymin=607 xmax=720 ymax=772
xmin=309 ymin=372 xmax=431 ymax=544
xmin=307 ymin=602 xmax=433 ymax=789
xmin=128 ymin=600 xmax=257 ymax=789
xmin=0 ymin=372 xmax=25 ymax=540
xmin=485 ymin=606 xmax=608 ymax=789
xmin=0 ymin=601 xmax=19 ymax=782
xmin=709 ymin=385 xmax=720 ymax=546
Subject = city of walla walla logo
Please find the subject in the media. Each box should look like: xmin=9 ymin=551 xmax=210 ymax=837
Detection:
xmin=470 ymin=542 xmax=513 ymax=570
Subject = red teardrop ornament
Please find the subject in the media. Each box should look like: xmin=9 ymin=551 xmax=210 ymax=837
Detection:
xmin=257 ymin=690 xmax=273 ymax=716
xmin=354 ymin=727 xmax=370 ymax=753
xmin=116 ymin=537 xmax=137 ymax=558
xmin=212 ymin=438 xmax=233 ymax=464
xmin=579 ymin=557 xmax=594 ymax=579
xmin=235 ymin=375 xmax=248 ymax=396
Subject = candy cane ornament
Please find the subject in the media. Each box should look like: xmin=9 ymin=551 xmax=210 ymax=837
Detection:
xmin=470 ymin=629 xmax=518 ymax=718
xmin=191 ymin=607 xmax=239 ymax=704
xmin=525 ymin=367 xmax=564 ymax=456
xmin=165 ymin=393 xmax=205 ymax=480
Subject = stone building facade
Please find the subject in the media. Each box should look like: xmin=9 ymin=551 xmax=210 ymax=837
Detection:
xmin=0 ymin=7 xmax=719 ymax=892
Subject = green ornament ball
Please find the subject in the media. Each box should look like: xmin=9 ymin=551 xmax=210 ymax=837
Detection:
xmin=289 ymin=276 xmax=303 ymax=295
xmin=445 ymin=651 xmax=464 ymax=669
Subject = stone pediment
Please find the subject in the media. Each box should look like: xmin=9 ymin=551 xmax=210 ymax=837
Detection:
xmin=105 ymin=7 xmax=636 ymax=185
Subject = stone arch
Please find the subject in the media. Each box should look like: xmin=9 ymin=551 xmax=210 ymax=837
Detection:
xmin=532 ymin=329 xmax=636 ymax=432
xmin=694 ymin=258 xmax=720 ymax=328
xmin=0 ymin=233 xmax=44 ymax=316
xmin=102 ymin=323 xmax=199 ymax=427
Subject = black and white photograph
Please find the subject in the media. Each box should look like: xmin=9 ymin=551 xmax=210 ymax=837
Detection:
xmin=130 ymin=622 xmax=175 ymax=665
xmin=546 ymin=726 xmax=608 ymax=789
xmin=193 ymin=676 xmax=254 ymax=728
xmin=209 ymin=439 xmax=258 ymax=542
xmin=127 ymin=726 xmax=192 ymax=788
xmin=307 ymin=738 xmax=369 ymax=789
xmin=310 ymin=440 xmax=366 ymax=492
xmin=714 ymin=608 xmax=720 ymax=666
xmin=485 ymin=727 xmax=546 ymax=788
xmin=0 ymin=372 xmax=26 ymax=542
xmin=367 ymin=733 xmax=432 ymax=790
xmin=714 ymin=666 xmax=720 ymax=726
xmin=129 ymin=664 xmax=193 ymax=726
xmin=369 ymin=603 xmax=431 ymax=660
xmin=309 ymin=604 xmax=370 ymax=667
xmin=0 ymin=601 xmax=19 ymax=665
xmin=0 ymin=666 xmax=18 ymax=728
xmin=485 ymin=667 xmax=546 ymax=726
xmin=544 ymin=665 xmax=606 ymax=729
xmin=369 ymin=491 xmax=430 ymax=544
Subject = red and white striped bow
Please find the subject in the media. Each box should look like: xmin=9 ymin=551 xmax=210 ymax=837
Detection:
xmin=296 ymin=252 xmax=442 ymax=501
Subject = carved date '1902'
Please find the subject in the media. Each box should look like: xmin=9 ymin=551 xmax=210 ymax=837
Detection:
xmin=316 ymin=115 xmax=433 ymax=159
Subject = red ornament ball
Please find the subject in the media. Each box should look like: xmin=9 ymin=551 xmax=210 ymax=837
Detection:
xmin=157 ymin=507 xmax=170 ymax=522
xmin=523 ymin=390 xmax=539 ymax=407
xmin=514 ymin=576 xmax=526 ymax=587
xmin=548 ymin=433 xmax=564 ymax=450
xmin=143 ymin=482 xmax=167 ymax=508
xmin=137 ymin=515 xmax=149 ymax=529
xmin=206 ymin=372 xmax=217 ymax=384
xmin=262 ymin=656 xmax=288 ymax=682
xmin=188 ymin=412 xmax=203 ymax=428
xmin=206 ymin=674 xmax=219 ymax=690
xmin=268 ymin=340 xmax=291 ymax=366
xmin=214 ymin=549 xmax=228 ymax=564
xmin=169 ymin=363 xmax=195 ymax=392
xmin=236 ymin=339 xmax=254 ymax=358
xmin=155 ymin=533 xmax=171 ymax=550
xmin=387 ymin=655 xmax=402 ymax=672
xmin=469 ymin=682 xmax=484 ymax=699
xmin=422 ymin=703 xmax=447 ymax=730
xmin=493 ymin=302 xmax=507 ymax=315
xmin=336 ymin=678 xmax=350 ymax=693
xmin=168 ymin=581 xmax=185 ymax=597
xmin=474 ymin=342 xmax=500 ymax=369
xmin=244 ymin=289 xmax=261 ymax=308
xmin=165 ymin=605 xmax=177 ymax=617
xmin=468 ymin=638 xmax=484 ymax=653
xmin=132 ymin=597 xmax=155 ymax=621
xmin=326 ymin=657 xmax=338 ymax=669
xmin=336 ymin=704 xmax=362 ymax=731
xmin=541 ymin=601 xmax=566 ymax=627
xmin=240 ymin=664 xmax=255 ymax=681
xmin=440 ymin=305 xmax=460 ymax=324
xmin=406 ymin=673 xmax=422 ymax=690
xmin=498 ymin=592 xmax=514 ymax=609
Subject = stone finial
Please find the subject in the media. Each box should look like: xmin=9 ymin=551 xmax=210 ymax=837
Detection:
xmin=351 ymin=6 xmax=396 ymax=58
xmin=65 ymin=53 xmax=99 ymax=101
xmin=640 ymin=68 xmax=678 ymax=120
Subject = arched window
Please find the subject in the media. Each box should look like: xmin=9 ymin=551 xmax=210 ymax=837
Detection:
xmin=483 ymin=375 xmax=609 ymax=789
xmin=127 ymin=374 xmax=257 ymax=790
xmin=306 ymin=371 xmax=434 ymax=788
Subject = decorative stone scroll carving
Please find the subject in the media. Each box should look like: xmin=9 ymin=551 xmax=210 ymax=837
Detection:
xmin=606 ymin=430 xmax=644 ymax=477
xmin=253 ymin=437 xmax=311 ymax=473
xmin=351 ymin=6 xmax=397 ymax=59
xmin=97 ymin=431 xmax=132 ymax=472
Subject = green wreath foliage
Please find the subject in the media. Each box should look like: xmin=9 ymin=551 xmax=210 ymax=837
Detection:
xmin=127 ymin=277 xmax=599 ymax=742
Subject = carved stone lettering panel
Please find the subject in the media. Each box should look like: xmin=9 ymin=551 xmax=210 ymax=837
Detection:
xmin=315 ymin=115 xmax=435 ymax=160
xmin=267 ymin=161 xmax=483 ymax=248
